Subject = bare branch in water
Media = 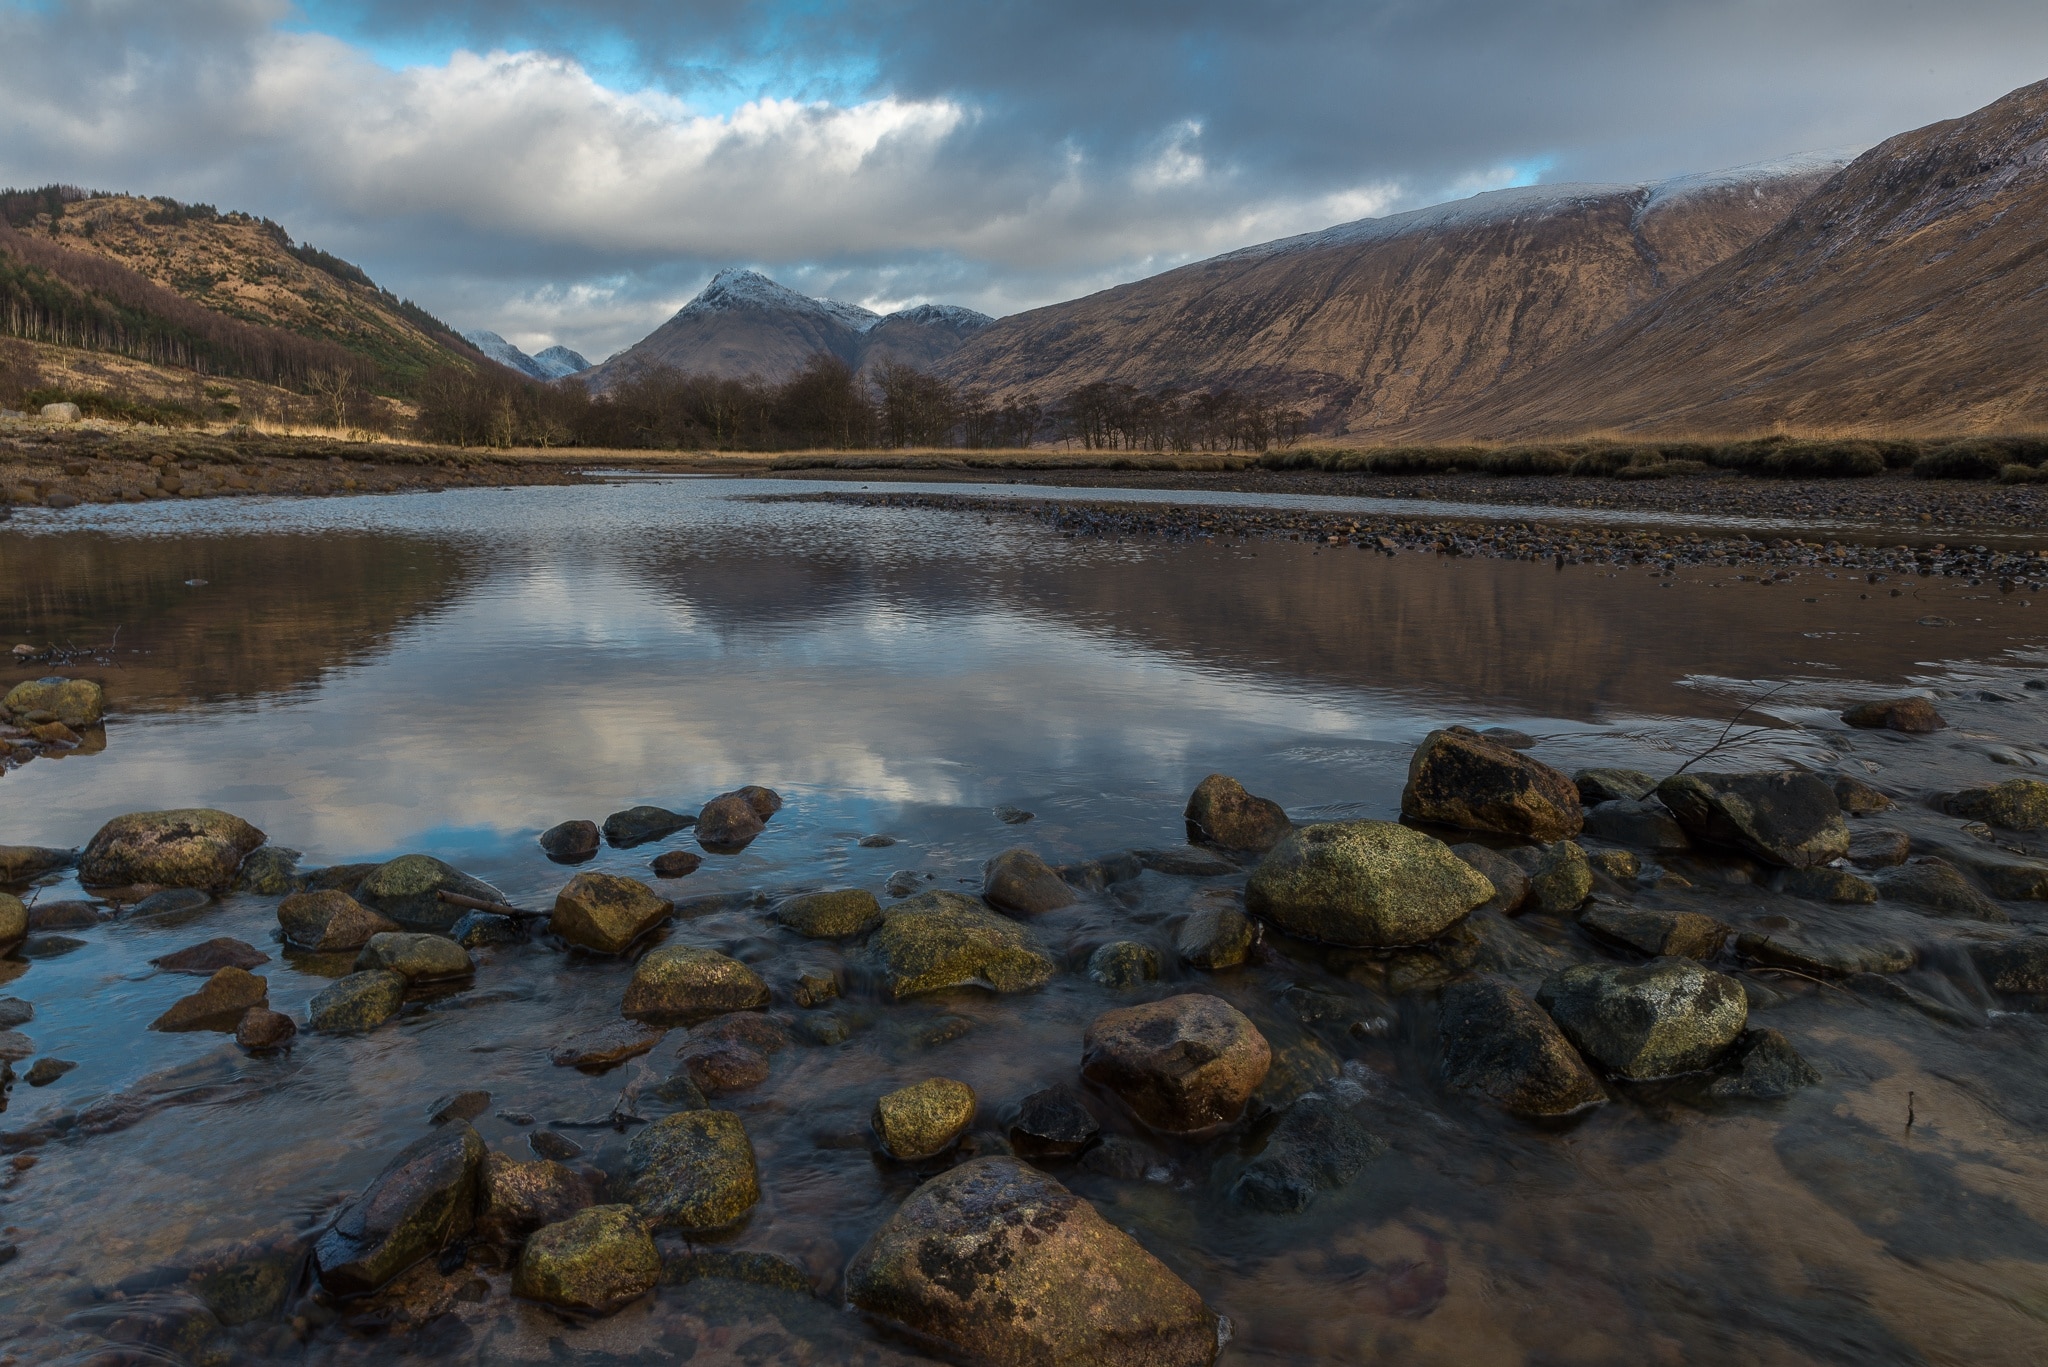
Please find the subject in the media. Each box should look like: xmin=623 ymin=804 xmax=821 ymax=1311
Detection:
xmin=1672 ymin=682 xmax=1796 ymax=776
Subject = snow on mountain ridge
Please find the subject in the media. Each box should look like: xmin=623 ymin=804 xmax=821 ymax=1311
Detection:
xmin=532 ymin=345 xmax=591 ymax=379
xmin=461 ymin=329 xmax=590 ymax=380
xmin=684 ymin=267 xmax=884 ymax=332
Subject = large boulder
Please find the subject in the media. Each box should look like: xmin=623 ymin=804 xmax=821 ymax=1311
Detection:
xmin=1229 ymin=1095 xmax=1386 ymax=1213
xmin=1653 ymin=772 xmax=1849 ymax=869
xmin=1841 ymin=697 xmax=1945 ymax=733
xmin=1440 ymin=975 xmax=1606 ymax=1118
xmin=1401 ymin=728 xmax=1583 ymax=841
xmin=866 ymin=890 xmax=1057 ymax=999
xmin=1573 ymin=768 xmax=1658 ymax=804
xmin=0 ymin=845 xmax=75 ymax=883
xmin=307 ymin=969 xmax=408 ymax=1033
xmin=1183 ymin=774 xmax=1291 ymax=852
xmin=150 ymin=966 xmax=267 ymax=1032
xmin=0 ymin=894 xmax=23 ymax=946
xmin=773 ymin=889 xmax=882 ymax=939
xmin=602 ymin=805 xmax=693 ymax=848
xmin=355 ymin=932 xmax=473 ymax=982
xmin=79 ymin=809 xmax=265 ymax=889
xmin=1581 ymin=799 xmax=1692 ymax=852
xmin=1081 ymin=993 xmax=1271 ymax=1135
xmin=3 ymin=677 xmax=105 ymax=728
xmin=845 ymin=1157 xmax=1220 ymax=1367
xmin=981 ymin=847 xmax=1076 ymax=915
xmin=624 ymin=1110 xmax=760 ymax=1232
xmin=696 ymin=786 xmax=782 ymax=852
xmin=1245 ymin=820 xmax=1493 ymax=948
xmin=315 ymin=1123 xmax=485 ymax=1296
xmin=621 ymin=944 xmax=769 ymax=1023
xmin=1538 ymin=959 xmax=1748 ymax=1079
xmin=872 ymin=1077 xmax=977 ymax=1161
xmin=513 ymin=1205 xmax=659 ymax=1315
xmin=356 ymin=855 xmax=505 ymax=933
xmin=550 ymin=872 xmax=671 ymax=954
xmin=1938 ymin=778 xmax=2048 ymax=831
xmin=278 ymin=890 xmax=400 ymax=952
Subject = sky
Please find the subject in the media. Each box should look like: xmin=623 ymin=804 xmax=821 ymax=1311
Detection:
xmin=2 ymin=2 xmax=2046 ymax=361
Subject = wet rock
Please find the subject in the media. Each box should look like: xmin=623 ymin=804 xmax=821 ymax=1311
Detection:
xmin=845 ymin=1157 xmax=1221 ymax=1367
xmin=356 ymin=855 xmax=505 ymax=933
xmin=651 ymin=849 xmax=703 ymax=878
xmin=1087 ymin=939 xmax=1161 ymax=987
xmin=0 ymin=1031 xmax=29 ymax=1061
xmin=1654 ymin=771 xmax=1850 ymax=869
xmin=539 ymin=820 xmax=601 ymax=862
xmin=1737 ymin=926 xmax=1914 ymax=976
xmin=1401 ymin=727 xmax=1583 ymax=841
xmin=982 ymin=847 xmax=1077 ymax=915
xmin=1574 ymin=768 xmax=1658 ymax=804
xmin=677 ymin=1039 xmax=770 ymax=1095
xmin=1841 ymin=697 xmax=1945 ymax=733
xmin=1134 ymin=846 xmax=1241 ymax=877
xmin=994 ymin=804 xmax=1035 ymax=825
xmin=1439 ymin=975 xmax=1605 ymax=1117
xmin=1176 ymin=900 xmax=1256 ymax=969
xmin=1231 ymin=1095 xmax=1388 ymax=1213
xmin=235 ymin=1007 xmax=297 ymax=1051
xmin=696 ymin=787 xmax=781 ymax=852
xmin=25 ymin=1057 xmax=75 ymax=1086
xmin=2 ymin=677 xmax=104 ymax=727
xmin=1245 ymin=819 xmax=1493 ymax=948
xmin=27 ymin=899 xmax=98 ymax=931
xmin=1831 ymin=775 xmax=1894 ymax=814
xmin=1582 ymin=799 xmax=1692 ymax=852
xmin=1008 ymin=1084 xmax=1101 ymax=1160
xmin=1586 ymin=848 xmax=1641 ymax=880
xmin=793 ymin=971 xmax=839 ymax=1007
xmin=692 ymin=1012 xmax=793 ymax=1053
xmin=1451 ymin=843 xmax=1530 ymax=914
xmin=0 ymin=998 xmax=31 ymax=1028
xmin=530 ymin=1129 xmax=583 ymax=1161
xmin=450 ymin=909 xmax=523 ymax=948
xmin=315 ymin=1123 xmax=485 ymax=1296
xmin=79 ymin=808 xmax=266 ymax=889
xmin=18 ymin=933 xmax=84 ymax=959
xmin=231 ymin=845 xmax=302 ymax=895
xmin=1876 ymin=860 xmax=2009 ymax=921
xmin=479 ymin=1153 xmax=592 ymax=1241
xmin=860 ymin=834 xmax=899 ymax=848
xmin=1706 ymin=1028 xmax=1822 ymax=1100
xmin=1058 ymin=852 xmax=1145 ymax=891
xmin=429 ymin=1090 xmax=492 ymax=1125
xmin=301 ymin=861 xmax=379 ymax=895
xmin=772 ymin=888 xmax=882 ymax=939
xmin=514 ymin=1205 xmax=659 ymax=1315
xmin=0 ymin=845 xmax=75 ymax=883
xmin=307 ymin=969 xmax=408 ymax=1033
xmin=873 ymin=1076 xmax=976 ymax=1160
xmin=1781 ymin=866 xmax=1878 ymax=903
xmin=867 ymin=890 xmax=1058 ymax=999
xmin=885 ymin=868 xmax=924 ymax=898
xmin=1940 ymin=844 xmax=2048 ymax=900
xmin=151 ymin=936 xmax=268 ymax=974
xmin=1479 ymin=726 xmax=1536 ymax=749
xmin=603 ymin=805 xmax=693 ymax=848
xmin=1509 ymin=840 xmax=1592 ymax=914
xmin=1579 ymin=903 xmax=1728 ymax=959
xmin=1182 ymin=773 xmax=1291 ymax=852
xmin=550 ymin=872 xmax=672 ymax=954
xmin=625 ymin=1110 xmax=760 ymax=1232
xmin=130 ymin=887 xmax=213 ymax=919
xmin=1847 ymin=827 xmax=1912 ymax=869
xmin=1937 ymin=778 xmax=2048 ymax=831
xmin=622 ymin=944 xmax=770 ymax=1023
xmin=1967 ymin=937 xmax=2048 ymax=993
xmin=1538 ymin=959 xmax=1748 ymax=1079
xmin=150 ymin=966 xmax=267 ymax=1032
xmin=0 ymin=894 xmax=21 ymax=946
xmin=552 ymin=1020 xmax=667 ymax=1070
xmin=1081 ymin=993 xmax=1271 ymax=1135
xmin=355 ymin=932 xmax=473 ymax=981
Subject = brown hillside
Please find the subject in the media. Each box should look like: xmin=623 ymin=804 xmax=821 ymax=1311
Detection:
xmin=1414 ymin=79 xmax=2048 ymax=439
xmin=939 ymin=162 xmax=1839 ymax=429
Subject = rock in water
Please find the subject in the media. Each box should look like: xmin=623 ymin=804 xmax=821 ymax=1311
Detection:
xmin=539 ymin=820 xmax=600 ymax=862
xmin=1706 ymin=1028 xmax=1822 ymax=1100
xmin=551 ymin=1020 xmax=667 ymax=1070
xmin=1509 ymin=841 xmax=1592 ymax=914
xmin=451 ymin=909 xmax=522 ymax=948
xmin=772 ymin=888 xmax=882 ymax=939
xmin=278 ymin=890 xmax=400 ymax=951
xmin=1183 ymin=773 xmax=1291 ymax=852
xmin=845 ymin=1157 xmax=1221 ymax=1367
xmin=354 ymin=932 xmax=473 ymax=981
xmin=602 ymin=805 xmax=693 ymax=848
xmin=1230 ymin=1095 xmax=1387 ymax=1212
xmin=151 ymin=937 xmax=269 ymax=974
xmin=550 ymin=872 xmax=672 ymax=954
xmin=315 ymin=1123 xmax=485 ymax=1296
xmin=479 ymin=1153 xmax=593 ymax=1241
xmin=624 ymin=1110 xmax=760 ymax=1232
xmin=1847 ymin=827 xmax=1912 ymax=868
xmin=866 ymin=890 xmax=1057 ymax=999
xmin=1450 ymin=844 xmax=1529 ymax=914
xmin=514 ymin=1205 xmax=659 ymax=1315
xmin=1008 ymin=1084 xmax=1101 ymax=1160
xmin=1781 ymin=866 xmax=1878 ymax=903
xmin=621 ymin=944 xmax=769 ymax=1023
xmin=872 ymin=1077 xmax=976 ymax=1160
xmin=1840 ymin=697 xmax=1945 ymax=732
xmin=78 ymin=809 xmax=266 ymax=889
xmin=1573 ymin=768 xmax=1658 ymax=804
xmin=1176 ymin=901 xmax=1256 ymax=969
xmin=676 ymin=1038 xmax=770 ymax=1094
xmin=1538 ymin=959 xmax=1748 ymax=1079
xmin=307 ymin=970 xmax=408 ymax=1033
xmin=982 ymin=847 xmax=1077 ymax=914
xmin=1875 ymin=860 xmax=2009 ymax=921
xmin=1081 ymin=993 xmax=1271 ymax=1135
xmin=1579 ymin=904 xmax=1728 ymax=960
xmin=150 ymin=966 xmax=267 ymax=1032
xmin=0 ymin=845 xmax=75 ymax=882
xmin=1087 ymin=940 xmax=1161 ymax=987
xmin=1401 ymin=727 xmax=1583 ymax=841
xmin=1970 ymin=937 xmax=2048 ymax=993
xmin=1245 ymin=820 xmax=1493 ymax=948
xmin=651 ymin=849 xmax=703 ymax=878
xmin=696 ymin=786 xmax=782 ymax=852
xmin=1440 ymin=975 xmax=1606 ymax=1118
xmin=1654 ymin=771 xmax=1850 ymax=868
xmin=2 ymin=677 xmax=104 ymax=727
xmin=1938 ymin=778 xmax=2048 ymax=831
xmin=356 ymin=855 xmax=506 ymax=933
xmin=233 ymin=845 xmax=302 ymax=895
xmin=1831 ymin=775 xmax=1894 ymax=814
xmin=235 ymin=1007 xmax=296 ymax=1051
xmin=0 ymin=894 xmax=27 ymax=947
xmin=1581 ymin=799 xmax=1692 ymax=851
xmin=1736 ymin=926 xmax=1914 ymax=976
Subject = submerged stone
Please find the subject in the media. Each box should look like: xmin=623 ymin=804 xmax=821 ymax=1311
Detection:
xmin=1081 ymin=993 xmax=1270 ymax=1135
xmin=624 ymin=1110 xmax=760 ymax=1232
xmin=1736 ymin=926 xmax=1914 ymax=976
xmin=1230 ymin=1094 xmax=1387 ymax=1213
xmin=1175 ymin=900 xmax=1256 ymax=969
xmin=1087 ymin=939 xmax=1161 ymax=987
xmin=1706 ymin=1028 xmax=1822 ymax=1100
xmin=867 ymin=890 xmax=1057 ymax=999
xmin=151 ymin=937 xmax=269 ymax=975
xmin=315 ymin=1123 xmax=485 ymax=1297
xmin=150 ymin=966 xmax=267 ymax=1032
xmin=1876 ymin=860 xmax=2009 ymax=921
xmin=1008 ymin=1084 xmax=1101 ymax=1160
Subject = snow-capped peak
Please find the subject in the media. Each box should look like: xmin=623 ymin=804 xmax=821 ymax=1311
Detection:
xmin=882 ymin=303 xmax=995 ymax=330
xmin=682 ymin=268 xmax=884 ymax=332
xmin=462 ymin=330 xmax=590 ymax=380
xmin=532 ymin=345 xmax=591 ymax=379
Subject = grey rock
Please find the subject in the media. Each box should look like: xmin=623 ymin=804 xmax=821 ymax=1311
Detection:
xmin=1706 ymin=1028 xmax=1822 ymax=1099
xmin=1508 ymin=840 xmax=1592 ymax=914
xmin=1451 ymin=843 xmax=1529 ymax=915
xmin=1781 ymin=866 xmax=1878 ymax=903
xmin=1846 ymin=827 xmax=1912 ymax=869
xmin=1581 ymin=799 xmax=1693 ymax=852
xmin=450 ymin=910 xmax=524 ymax=948
xmin=1439 ymin=974 xmax=1605 ymax=1118
xmin=1655 ymin=771 xmax=1850 ymax=868
xmin=1876 ymin=860 xmax=2010 ymax=922
xmin=1133 ymin=847 xmax=1240 ymax=877
xmin=1737 ymin=927 xmax=1915 ymax=976
xmin=1086 ymin=939 xmax=1161 ymax=987
xmin=1175 ymin=901 xmax=1256 ymax=969
xmin=1008 ymin=1084 xmax=1101 ymax=1160
xmin=1969 ymin=937 xmax=2048 ymax=993
xmin=315 ymin=1123 xmax=485 ymax=1295
xmin=356 ymin=855 xmax=505 ymax=933
xmin=603 ymin=805 xmax=693 ymax=848
xmin=1230 ymin=1095 xmax=1387 ymax=1213
xmin=1574 ymin=767 xmax=1659 ymax=804
xmin=982 ymin=847 xmax=1077 ymax=915
xmin=1537 ymin=958 xmax=1748 ymax=1079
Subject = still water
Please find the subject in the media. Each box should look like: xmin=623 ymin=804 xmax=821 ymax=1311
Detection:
xmin=1 ymin=478 xmax=2046 ymax=1365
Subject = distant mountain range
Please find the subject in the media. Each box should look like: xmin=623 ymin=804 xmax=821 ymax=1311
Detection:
xmin=460 ymin=330 xmax=591 ymax=381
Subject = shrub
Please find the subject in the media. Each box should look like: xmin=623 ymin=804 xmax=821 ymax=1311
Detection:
xmin=1913 ymin=441 xmax=2006 ymax=480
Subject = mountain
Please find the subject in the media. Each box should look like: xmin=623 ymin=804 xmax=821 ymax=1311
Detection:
xmin=1405 ymin=78 xmax=2048 ymax=438
xmin=937 ymin=156 xmax=1845 ymax=431
xmin=586 ymin=269 xmax=993 ymax=389
xmin=462 ymin=329 xmax=591 ymax=381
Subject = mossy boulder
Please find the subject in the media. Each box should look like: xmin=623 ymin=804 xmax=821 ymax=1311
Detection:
xmin=1082 ymin=993 xmax=1270 ymax=1135
xmin=1440 ymin=974 xmax=1606 ymax=1118
xmin=772 ymin=888 xmax=882 ymax=939
xmin=150 ymin=966 xmax=267 ymax=1032
xmin=1509 ymin=840 xmax=1592 ymax=914
xmin=624 ymin=1110 xmax=760 ymax=1232
xmin=1655 ymin=772 xmax=1849 ymax=869
xmin=1538 ymin=958 xmax=1748 ymax=1079
xmin=867 ymin=890 xmax=1057 ymax=999
xmin=550 ymin=872 xmax=671 ymax=954
xmin=845 ymin=1157 xmax=1221 ymax=1367
xmin=872 ymin=1077 xmax=976 ymax=1161
xmin=232 ymin=845 xmax=302 ymax=895
xmin=0 ymin=845 xmax=74 ymax=883
xmin=79 ymin=809 xmax=265 ymax=889
xmin=278 ymin=890 xmax=399 ymax=952
xmin=1939 ymin=778 xmax=2048 ymax=831
xmin=621 ymin=944 xmax=769 ymax=1023
xmin=514 ymin=1205 xmax=660 ymax=1315
xmin=1175 ymin=901 xmax=1256 ymax=969
xmin=0 ymin=893 xmax=23 ymax=947
xmin=355 ymin=855 xmax=505 ymax=933
xmin=355 ymin=932 xmax=473 ymax=982
xmin=1245 ymin=820 xmax=1493 ymax=948
xmin=982 ymin=847 xmax=1076 ymax=915
xmin=1401 ymin=727 xmax=1583 ymax=841
xmin=307 ymin=969 xmax=408 ymax=1033
xmin=315 ymin=1123 xmax=485 ymax=1296
xmin=1086 ymin=939 xmax=1161 ymax=987
xmin=3 ymin=677 xmax=104 ymax=727
xmin=1183 ymin=773 xmax=1291 ymax=852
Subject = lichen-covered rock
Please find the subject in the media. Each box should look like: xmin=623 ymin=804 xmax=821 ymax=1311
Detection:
xmin=1509 ymin=840 xmax=1592 ymax=914
xmin=1781 ymin=866 xmax=1879 ymax=903
xmin=514 ymin=1205 xmax=659 ymax=1315
xmin=1008 ymin=1084 xmax=1101 ymax=1160
xmin=1231 ymin=1095 xmax=1387 ymax=1214
xmin=621 ymin=944 xmax=769 ymax=1023
xmin=1841 ymin=697 xmax=1945 ymax=733
xmin=479 ymin=1153 xmax=593 ymax=1242
xmin=1401 ymin=728 xmax=1583 ymax=841
xmin=1087 ymin=939 xmax=1161 ymax=988
xmin=355 ymin=932 xmax=473 ymax=981
xmin=1439 ymin=974 xmax=1605 ymax=1118
xmin=602 ymin=805 xmax=693 ymax=848
xmin=1938 ymin=778 xmax=2048 ymax=831
xmin=1586 ymin=848 xmax=1640 ymax=880
xmin=0 ymin=893 xmax=25 ymax=947
xmin=1574 ymin=768 xmax=1658 ymax=804
xmin=1876 ymin=860 xmax=2009 ymax=922
xmin=872 ymin=1076 xmax=976 ymax=1160
xmin=845 ymin=1157 xmax=1220 ymax=1367
xmin=1175 ymin=900 xmax=1256 ymax=969
xmin=624 ymin=1110 xmax=760 ymax=1232
xmin=1706 ymin=1028 xmax=1822 ymax=1100
xmin=1654 ymin=772 xmax=1850 ymax=869
xmin=232 ymin=845 xmax=302 ymax=895
xmin=308 ymin=969 xmax=408 ymax=1033
xmin=773 ymin=888 xmax=883 ymax=939
xmin=551 ymin=1019 xmax=667 ymax=1070
xmin=1969 ymin=937 xmax=2048 ymax=993
xmin=1081 ymin=993 xmax=1270 ymax=1135
xmin=1538 ymin=959 xmax=1748 ymax=1079
xmin=539 ymin=820 xmax=600 ymax=862
xmin=79 ymin=809 xmax=265 ymax=889
xmin=1246 ymin=820 xmax=1493 ymax=948
xmin=2 ymin=676 xmax=104 ymax=727
xmin=150 ymin=966 xmax=267 ymax=1032
xmin=1736 ymin=927 xmax=1914 ymax=976
xmin=356 ymin=855 xmax=505 ymax=933
xmin=278 ymin=890 xmax=401 ymax=951
xmin=1183 ymin=773 xmax=1291 ymax=852
xmin=1579 ymin=903 xmax=1728 ymax=960
xmin=867 ymin=890 xmax=1057 ymax=999
xmin=0 ymin=845 xmax=74 ymax=883
xmin=1831 ymin=775 xmax=1894 ymax=815
xmin=1582 ymin=799 xmax=1692 ymax=852
xmin=982 ymin=847 xmax=1076 ymax=915
xmin=1450 ymin=843 xmax=1529 ymax=915
xmin=550 ymin=872 xmax=671 ymax=954
xmin=315 ymin=1123 xmax=485 ymax=1296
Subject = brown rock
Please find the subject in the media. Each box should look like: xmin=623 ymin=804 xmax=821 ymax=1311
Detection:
xmin=550 ymin=872 xmax=671 ymax=955
xmin=151 ymin=966 xmax=267 ymax=1032
xmin=278 ymin=889 xmax=400 ymax=952
xmin=696 ymin=787 xmax=781 ymax=851
xmin=621 ymin=944 xmax=770 ymax=1023
xmin=677 ymin=1039 xmax=770 ymax=1095
xmin=151 ymin=937 xmax=270 ymax=975
xmin=479 ymin=1152 xmax=594 ymax=1242
xmin=1401 ymin=727 xmax=1583 ymax=841
xmin=981 ymin=847 xmax=1076 ymax=915
xmin=1841 ymin=697 xmax=1945 ymax=733
xmin=1183 ymin=773 xmax=1291 ymax=852
xmin=235 ymin=1006 xmax=297 ymax=1051
xmin=1081 ymin=993 xmax=1271 ymax=1135
xmin=651 ymin=849 xmax=702 ymax=879
xmin=551 ymin=1020 xmax=668 ymax=1070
